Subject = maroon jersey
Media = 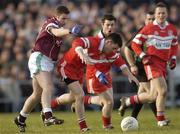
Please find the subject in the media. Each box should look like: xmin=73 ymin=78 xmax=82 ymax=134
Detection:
xmin=32 ymin=17 xmax=63 ymax=61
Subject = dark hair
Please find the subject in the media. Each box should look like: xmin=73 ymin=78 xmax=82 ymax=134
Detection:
xmin=101 ymin=14 xmax=116 ymax=23
xmin=155 ymin=2 xmax=167 ymax=9
xmin=56 ymin=5 xmax=70 ymax=15
xmin=106 ymin=33 xmax=122 ymax=47
xmin=147 ymin=11 xmax=154 ymax=15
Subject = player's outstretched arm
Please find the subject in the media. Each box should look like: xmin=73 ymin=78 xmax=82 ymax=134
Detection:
xmin=49 ymin=24 xmax=83 ymax=37
xmin=121 ymin=66 xmax=139 ymax=86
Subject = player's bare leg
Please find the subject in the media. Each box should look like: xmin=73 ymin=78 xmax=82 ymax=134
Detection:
xmin=119 ymin=82 xmax=157 ymax=116
xmin=36 ymin=72 xmax=64 ymax=126
xmin=99 ymin=89 xmax=114 ymax=130
xmin=71 ymin=95 xmax=102 ymax=113
xmin=14 ymin=78 xmax=42 ymax=132
xmin=68 ymin=81 xmax=89 ymax=131
xmin=51 ymin=92 xmax=75 ymax=108
xmin=151 ymin=77 xmax=168 ymax=126
xmin=131 ymin=82 xmax=148 ymax=118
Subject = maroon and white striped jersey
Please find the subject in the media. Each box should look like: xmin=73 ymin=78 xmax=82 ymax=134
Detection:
xmin=32 ymin=17 xmax=63 ymax=61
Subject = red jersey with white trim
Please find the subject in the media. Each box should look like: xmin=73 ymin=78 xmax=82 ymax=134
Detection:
xmin=131 ymin=20 xmax=178 ymax=61
xmin=58 ymin=39 xmax=85 ymax=72
xmin=32 ymin=17 xmax=63 ymax=61
xmin=72 ymin=36 xmax=126 ymax=79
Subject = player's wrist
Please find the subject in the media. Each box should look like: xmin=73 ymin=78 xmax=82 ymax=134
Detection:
xmin=69 ymin=29 xmax=72 ymax=34
xmin=130 ymin=64 xmax=136 ymax=67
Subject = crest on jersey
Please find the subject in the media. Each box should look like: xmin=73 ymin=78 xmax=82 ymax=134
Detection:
xmin=168 ymin=30 xmax=173 ymax=36
xmin=154 ymin=31 xmax=159 ymax=36
xmin=56 ymin=40 xmax=62 ymax=47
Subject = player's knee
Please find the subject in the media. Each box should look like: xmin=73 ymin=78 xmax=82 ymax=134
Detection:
xmin=147 ymin=94 xmax=156 ymax=102
xmin=30 ymin=94 xmax=41 ymax=102
xmin=75 ymin=93 xmax=84 ymax=101
xmin=149 ymin=95 xmax=156 ymax=102
xmin=159 ymin=89 xmax=167 ymax=97
xmin=105 ymin=99 xmax=114 ymax=107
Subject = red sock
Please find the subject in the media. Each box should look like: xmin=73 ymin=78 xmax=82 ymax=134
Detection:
xmin=130 ymin=95 xmax=140 ymax=105
xmin=156 ymin=111 xmax=165 ymax=121
xmin=83 ymin=96 xmax=91 ymax=105
xmin=102 ymin=116 xmax=111 ymax=127
xmin=78 ymin=118 xmax=88 ymax=130
xmin=51 ymin=98 xmax=58 ymax=108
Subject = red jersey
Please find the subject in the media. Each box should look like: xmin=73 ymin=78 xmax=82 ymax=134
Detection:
xmin=32 ymin=17 xmax=63 ymax=61
xmin=72 ymin=37 xmax=126 ymax=79
xmin=131 ymin=20 xmax=178 ymax=61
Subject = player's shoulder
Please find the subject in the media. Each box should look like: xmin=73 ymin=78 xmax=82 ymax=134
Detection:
xmin=44 ymin=17 xmax=60 ymax=27
xmin=144 ymin=23 xmax=154 ymax=29
xmin=167 ymin=22 xmax=177 ymax=32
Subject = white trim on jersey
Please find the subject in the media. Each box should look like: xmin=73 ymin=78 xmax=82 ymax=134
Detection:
xmin=97 ymin=30 xmax=104 ymax=39
xmin=89 ymin=58 xmax=115 ymax=64
xmin=139 ymin=52 xmax=146 ymax=59
xmin=98 ymin=39 xmax=105 ymax=51
xmin=153 ymin=20 xmax=169 ymax=29
xmin=110 ymin=53 xmax=119 ymax=59
xmin=147 ymin=65 xmax=152 ymax=80
xmin=171 ymin=56 xmax=176 ymax=59
xmin=132 ymin=38 xmax=142 ymax=45
xmin=80 ymin=37 xmax=90 ymax=48
xmin=60 ymin=60 xmax=67 ymax=79
xmin=135 ymin=34 xmax=148 ymax=39
xmin=147 ymin=34 xmax=175 ymax=40
xmin=119 ymin=64 xmax=127 ymax=70
xmin=45 ymin=23 xmax=59 ymax=35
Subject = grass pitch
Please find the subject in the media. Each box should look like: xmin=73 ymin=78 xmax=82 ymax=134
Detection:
xmin=0 ymin=108 xmax=180 ymax=134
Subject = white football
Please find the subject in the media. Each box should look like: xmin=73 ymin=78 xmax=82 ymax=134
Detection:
xmin=121 ymin=116 xmax=138 ymax=131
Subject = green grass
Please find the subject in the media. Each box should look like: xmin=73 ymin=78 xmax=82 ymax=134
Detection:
xmin=0 ymin=108 xmax=180 ymax=134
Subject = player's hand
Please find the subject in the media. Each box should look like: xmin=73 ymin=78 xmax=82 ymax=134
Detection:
xmin=142 ymin=55 xmax=152 ymax=65
xmin=75 ymin=47 xmax=94 ymax=65
xmin=70 ymin=25 xmax=83 ymax=36
xmin=96 ymin=71 xmax=108 ymax=85
xmin=169 ymin=58 xmax=176 ymax=70
xmin=130 ymin=65 xmax=138 ymax=75
xmin=128 ymin=75 xmax=139 ymax=86
xmin=82 ymin=54 xmax=94 ymax=65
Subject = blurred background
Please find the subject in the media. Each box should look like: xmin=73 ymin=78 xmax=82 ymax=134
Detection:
xmin=0 ymin=0 xmax=180 ymax=112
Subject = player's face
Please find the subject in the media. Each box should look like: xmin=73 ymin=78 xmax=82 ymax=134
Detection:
xmin=102 ymin=20 xmax=116 ymax=37
xmin=145 ymin=14 xmax=154 ymax=25
xmin=103 ymin=40 xmax=119 ymax=54
xmin=155 ymin=7 xmax=168 ymax=25
xmin=56 ymin=13 xmax=69 ymax=26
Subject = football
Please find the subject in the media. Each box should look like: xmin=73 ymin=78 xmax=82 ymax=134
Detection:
xmin=121 ymin=116 xmax=139 ymax=131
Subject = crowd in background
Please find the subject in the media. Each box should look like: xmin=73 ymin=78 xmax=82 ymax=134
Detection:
xmin=0 ymin=0 xmax=180 ymax=111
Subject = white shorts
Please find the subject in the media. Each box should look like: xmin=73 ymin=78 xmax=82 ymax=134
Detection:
xmin=28 ymin=52 xmax=55 ymax=78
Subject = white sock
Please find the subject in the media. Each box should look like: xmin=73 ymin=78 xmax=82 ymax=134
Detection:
xmin=20 ymin=111 xmax=29 ymax=117
xmin=43 ymin=108 xmax=52 ymax=113
xmin=125 ymin=98 xmax=131 ymax=106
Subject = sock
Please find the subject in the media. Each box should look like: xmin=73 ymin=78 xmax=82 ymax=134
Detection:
xmin=83 ymin=96 xmax=91 ymax=105
xmin=43 ymin=108 xmax=52 ymax=120
xmin=156 ymin=111 xmax=165 ymax=121
xmin=129 ymin=95 xmax=141 ymax=105
xmin=78 ymin=118 xmax=88 ymax=130
xmin=51 ymin=98 xmax=58 ymax=108
xmin=102 ymin=116 xmax=111 ymax=127
xmin=149 ymin=102 xmax=156 ymax=117
xmin=131 ymin=103 xmax=143 ymax=119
